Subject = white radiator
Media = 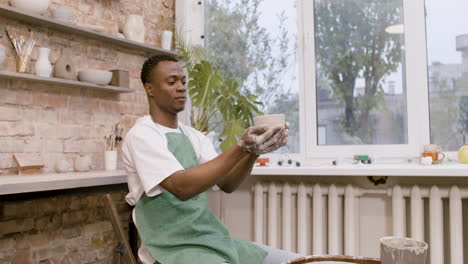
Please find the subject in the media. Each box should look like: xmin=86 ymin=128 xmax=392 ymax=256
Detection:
xmin=253 ymin=182 xmax=467 ymax=264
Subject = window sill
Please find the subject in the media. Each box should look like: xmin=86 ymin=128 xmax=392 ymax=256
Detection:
xmin=0 ymin=170 xmax=127 ymax=195
xmin=251 ymin=163 xmax=468 ymax=177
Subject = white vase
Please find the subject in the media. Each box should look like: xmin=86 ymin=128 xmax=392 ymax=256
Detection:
xmin=10 ymin=0 xmax=49 ymax=14
xmin=74 ymin=154 xmax=92 ymax=172
xmin=55 ymin=159 xmax=71 ymax=173
xmin=123 ymin=14 xmax=145 ymax=43
xmin=0 ymin=44 xmax=5 ymax=66
xmin=35 ymin=47 xmax=52 ymax=77
xmin=161 ymin=30 xmax=173 ymax=50
xmin=104 ymin=150 xmax=118 ymax=171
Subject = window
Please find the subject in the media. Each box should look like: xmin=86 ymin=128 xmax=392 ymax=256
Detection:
xmin=425 ymin=0 xmax=468 ymax=151
xmin=179 ymin=0 xmax=467 ymax=160
xmin=314 ymin=0 xmax=407 ymax=146
xmin=303 ymin=0 xmax=428 ymax=159
xmin=204 ymin=0 xmax=300 ymax=153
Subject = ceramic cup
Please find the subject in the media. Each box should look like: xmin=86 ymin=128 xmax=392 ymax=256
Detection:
xmin=253 ymin=114 xmax=285 ymax=128
xmin=422 ymin=151 xmax=445 ymax=162
xmin=423 ymin=144 xmax=441 ymax=153
xmin=105 ymin=150 xmax=117 ymax=171
xmin=380 ymin=237 xmax=428 ymax=264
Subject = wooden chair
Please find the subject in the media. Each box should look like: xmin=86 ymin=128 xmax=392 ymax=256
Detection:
xmin=287 ymin=255 xmax=381 ymax=264
xmin=105 ymin=194 xmax=139 ymax=264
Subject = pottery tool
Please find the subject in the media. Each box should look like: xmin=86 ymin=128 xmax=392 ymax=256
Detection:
xmin=105 ymin=123 xmax=124 ymax=151
xmin=6 ymin=28 xmax=36 ymax=73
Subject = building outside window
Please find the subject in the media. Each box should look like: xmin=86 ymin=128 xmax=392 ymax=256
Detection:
xmin=426 ymin=0 xmax=468 ymax=151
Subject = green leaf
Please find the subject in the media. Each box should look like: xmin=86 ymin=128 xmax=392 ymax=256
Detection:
xmin=219 ymin=119 xmax=245 ymax=151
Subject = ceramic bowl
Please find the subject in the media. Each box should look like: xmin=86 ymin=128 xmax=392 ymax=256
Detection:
xmin=253 ymin=114 xmax=285 ymax=128
xmin=0 ymin=45 xmax=5 ymax=65
xmin=52 ymin=7 xmax=75 ymax=23
xmin=10 ymin=0 xmax=49 ymax=14
xmin=78 ymin=70 xmax=112 ymax=85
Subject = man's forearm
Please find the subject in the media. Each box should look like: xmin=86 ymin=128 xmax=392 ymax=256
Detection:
xmin=160 ymin=144 xmax=250 ymax=200
xmin=217 ymin=153 xmax=258 ymax=193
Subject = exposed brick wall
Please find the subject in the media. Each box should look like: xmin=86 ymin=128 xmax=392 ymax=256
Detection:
xmin=0 ymin=186 xmax=129 ymax=263
xmin=0 ymin=0 xmax=175 ymax=174
xmin=0 ymin=0 xmax=175 ymax=262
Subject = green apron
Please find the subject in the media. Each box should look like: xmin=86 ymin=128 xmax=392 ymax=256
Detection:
xmin=135 ymin=130 xmax=267 ymax=264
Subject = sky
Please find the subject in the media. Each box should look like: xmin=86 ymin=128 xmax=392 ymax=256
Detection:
xmin=426 ymin=0 xmax=468 ymax=64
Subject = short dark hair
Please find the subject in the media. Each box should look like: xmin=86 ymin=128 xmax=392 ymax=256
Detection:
xmin=140 ymin=54 xmax=179 ymax=85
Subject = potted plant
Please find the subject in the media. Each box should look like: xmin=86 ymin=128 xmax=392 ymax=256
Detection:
xmin=176 ymin=36 xmax=263 ymax=151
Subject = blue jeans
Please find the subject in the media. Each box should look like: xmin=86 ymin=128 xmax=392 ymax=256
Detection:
xmin=219 ymin=243 xmax=302 ymax=264
xmin=255 ymin=243 xmax=302 ymax=264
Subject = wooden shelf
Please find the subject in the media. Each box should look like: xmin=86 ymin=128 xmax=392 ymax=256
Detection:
xmin=0 ymin=170 xmax=127 ymax=195
xmin=0 ymin=71 xmax=135 ymax=93
xmin=0 ymin=3 xmax=177 ymax=56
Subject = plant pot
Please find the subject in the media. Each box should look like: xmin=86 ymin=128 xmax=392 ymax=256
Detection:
xmin=35 ymin=47 xmax=52 ymax=77
xmin=10 ymin=0 xmax=49 ymax=14
xmin=104 ymin=151 xmax=117 ymax=171
xmin=123 ymin=14 xmax=145 ymax=43
xmin=161 ymin=30 xmax=173 ymax=50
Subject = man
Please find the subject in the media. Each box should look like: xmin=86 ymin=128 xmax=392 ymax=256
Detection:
xmin=122 ymin=54 xmax=301 ymax=264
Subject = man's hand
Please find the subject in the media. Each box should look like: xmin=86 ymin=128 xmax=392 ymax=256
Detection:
xmin=237 ymin=122 xmax=289 ymax=155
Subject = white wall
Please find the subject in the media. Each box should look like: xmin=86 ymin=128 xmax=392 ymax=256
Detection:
xmin=208 ymin=174 xmax=468 ymax=263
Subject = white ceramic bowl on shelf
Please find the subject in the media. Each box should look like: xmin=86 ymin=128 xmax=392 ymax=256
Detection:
xmin=78 ymin=70 xmax=113 ymax=85
xmin=52 ymin=7 xmax=75 ymax=23
xmin=9 ymin=0 xmax=49 ymax=14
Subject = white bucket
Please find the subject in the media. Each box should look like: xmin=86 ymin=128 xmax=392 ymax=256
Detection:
xmin=380 ymin=236 xmax=428 ymax=264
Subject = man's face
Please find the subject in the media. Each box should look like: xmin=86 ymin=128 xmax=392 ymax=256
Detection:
xmin=147 ymin=61 xmax=187 ymax=114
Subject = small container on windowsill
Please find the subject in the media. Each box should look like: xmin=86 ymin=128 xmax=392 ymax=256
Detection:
xmin=104 ymin=150 xmax=118 ymax=170
xmin=256 ymin=158 xmax=270 ymax=167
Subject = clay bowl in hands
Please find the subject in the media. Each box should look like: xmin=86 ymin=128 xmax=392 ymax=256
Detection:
xmin=78 ymin=70 xmax=112 ymax=85
xmin=253 ymin=114 xmax=285 ymax=128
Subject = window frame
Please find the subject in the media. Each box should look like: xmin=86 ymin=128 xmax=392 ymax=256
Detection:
xmin=300 ymin=0 xmax=430 ymax=161
xmin=179 ymin=0 xmax=440 ymax=161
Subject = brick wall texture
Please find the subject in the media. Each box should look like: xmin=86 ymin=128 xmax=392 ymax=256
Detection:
xmin=0 ymin=0 xmax=175 ymax=174
xmin=0 ymin=0 xmax=175 ymax=262
xmin=0 ymin=190 xmax=129 ymax=263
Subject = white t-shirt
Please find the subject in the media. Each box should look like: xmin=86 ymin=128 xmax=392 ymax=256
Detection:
xmin=122 ymin=115 xmax=219 ymax=206
xmin=122 ymin=115 xmax=220 ymax=263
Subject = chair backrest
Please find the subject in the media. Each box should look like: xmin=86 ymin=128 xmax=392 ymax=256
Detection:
xmin=104 ymin=194 xmax=138 ymax=264
xmin=287 ymin=255 xmax=381 ymax=264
